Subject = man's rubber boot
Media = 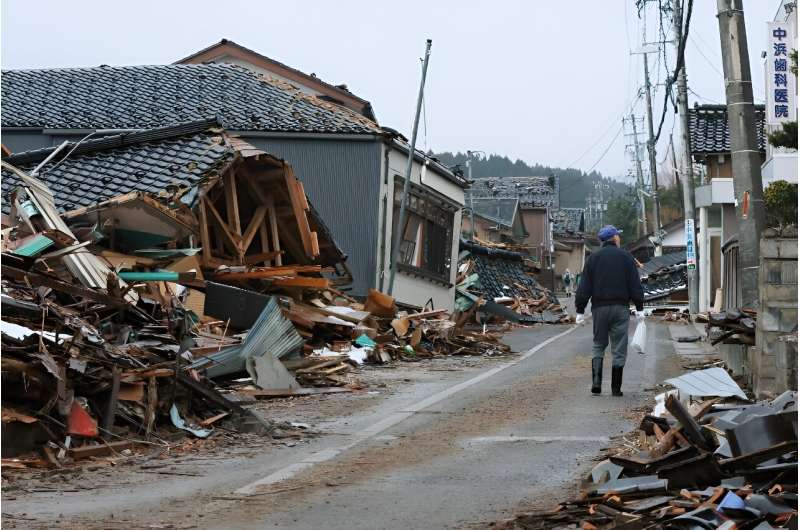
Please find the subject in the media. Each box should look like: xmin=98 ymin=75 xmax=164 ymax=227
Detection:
xmin=611 ymin=366 xmax=624 ymax=397
xmin=591 ymin=358 xmax=603 ymax=395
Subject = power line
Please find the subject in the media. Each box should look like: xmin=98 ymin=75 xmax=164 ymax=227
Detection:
xmin=585 ymin=124 xmax=624 ymax=174
xmin=651 ymin=0 xmax=694 ymax=145
xmin=688 ymin=34 xmax=724 ymax=77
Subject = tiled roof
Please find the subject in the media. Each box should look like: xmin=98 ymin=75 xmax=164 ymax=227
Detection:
xmin=1 ymin=64 xmax=380 ymax=134
xmin=175 ymin=39 xmax=375 ymax=120
xmin=467 ymin=176 xmax=558 ymax=209
xmin=470 ymin=198 xmax=520 ymax=228
xmin=688 ymin=104 xmax=766 ymax=155
xmin=1 ymin=120 xmax=235 ymax=213
xmin=552 ymin=208 xmax=584 ymax=235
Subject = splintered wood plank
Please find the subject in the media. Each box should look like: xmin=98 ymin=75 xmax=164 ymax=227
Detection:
xmin=224 ymin=172 xmax=242 ymax=236
xmin=240 ymin=206 xmax=267 ymax=255
xmin=272 ymin=276 xmax=330 ymax=289
xmin=283 ymin=165 xmax=315 ymax=258
xmin=267 ymin=194 xmax=283 ymax=266
xmin=197 ymin=197 xmax=213 ymax=266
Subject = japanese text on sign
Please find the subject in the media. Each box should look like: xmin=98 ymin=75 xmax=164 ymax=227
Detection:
xmin=767 ymin=22 xmax=796 ymax=125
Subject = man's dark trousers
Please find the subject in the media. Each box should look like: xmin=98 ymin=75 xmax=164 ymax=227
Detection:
xmin=592 ymin=305 xmax=629 ymax=367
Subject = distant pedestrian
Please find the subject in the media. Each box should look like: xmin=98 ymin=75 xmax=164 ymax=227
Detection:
xmin=562 ymin=268 xmax=573 ymax=297
xmin=574 ymin=225 xmax=644 ymax=397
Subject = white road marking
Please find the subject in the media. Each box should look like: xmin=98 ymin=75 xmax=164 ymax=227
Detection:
xmin=234 ymin=325 xmax=579 ymax=496
xmin=465 ymin=435 xmax=609 ymax=444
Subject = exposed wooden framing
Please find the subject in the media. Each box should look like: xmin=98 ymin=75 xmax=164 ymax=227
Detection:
xmin=204 ymin=197 xmax=240 ymax=250
xmin=240 ymin=206 xmax=267 ymax=255
xmin=258 ymin=223 xmax=272 ymax=266
xmin=197 ymin=197 xmax=213 ymax=266
xmin=224 ymin=172 xmax=242 ymax=236
xmin=283 ymin=165 xmax=315 ymax=258
xmin=266 ymin=194 xmax=283 ymax=266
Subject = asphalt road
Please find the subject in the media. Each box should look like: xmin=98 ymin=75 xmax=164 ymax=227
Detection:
xmin=3 ymin=320 xmax=684 ymax=529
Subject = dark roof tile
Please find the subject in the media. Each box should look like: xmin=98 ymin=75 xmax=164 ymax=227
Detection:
xmin=688 ymin=104 xmax=766 ymax=155
xmin=2 ymin=64 xmax=380 ymax=134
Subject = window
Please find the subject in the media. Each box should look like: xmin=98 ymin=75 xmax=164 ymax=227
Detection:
xmin=392 ymin=180 xmax=455 ymax=283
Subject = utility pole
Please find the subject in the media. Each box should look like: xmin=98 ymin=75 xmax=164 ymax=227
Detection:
xmin=716 ymin=0 xmax=765 ymax=309
xmin=629 ymin=114 xmax=648 ymax=239
xmin=642 ymin=55 xmax=663 ymax=255
xmin=673 ymin=0 xmax=699 ymax=315
xmin=467 ymin=153 xmax=475 ymax=241
xmin=388 ymin=39 xmax=432 ymax=296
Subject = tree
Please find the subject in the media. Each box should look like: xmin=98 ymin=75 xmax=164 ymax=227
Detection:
xmin=768 ymin=120 xmax=798 ymax=150
xmin=764 ymin=180 xmax=798 ymax=229
xmin=605 ymin=193 xmax=640 ymax=244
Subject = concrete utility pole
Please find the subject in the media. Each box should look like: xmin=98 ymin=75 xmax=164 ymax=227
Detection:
xmin=642 ymin=55 xmax=663 ymax=255
xmin=673 ymin=0 xmax=700 ymax=315
xmin=388 ymin=39 xmax=432 ymax=296
xmin=716 ymin=0 xmax=766 ymax=309
xmin=629 ymin=114 xmax=649 ymax=239
xmin=467 ymin=153 xmax=475 ymax=241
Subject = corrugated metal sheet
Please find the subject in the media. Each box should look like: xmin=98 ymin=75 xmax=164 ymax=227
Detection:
xmin=244 ymin=137 xmax=382 ymax=297
xmin=190 ymin=296 xmax=303 ymax=378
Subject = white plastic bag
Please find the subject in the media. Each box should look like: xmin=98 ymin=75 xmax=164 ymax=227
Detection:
xmin=631 ymin=320 xmax=647 ymax=354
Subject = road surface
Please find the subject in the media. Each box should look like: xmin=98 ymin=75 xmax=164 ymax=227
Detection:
xmin=2 ymin=320 xmax=684 ymax=529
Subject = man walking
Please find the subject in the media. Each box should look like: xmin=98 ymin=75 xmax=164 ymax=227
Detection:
xmin=574 ymin=225 xmax=644 ymax=396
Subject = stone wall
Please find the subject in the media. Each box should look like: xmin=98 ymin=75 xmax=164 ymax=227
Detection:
xmin=754 ymin=235 xmax=798 ymax=397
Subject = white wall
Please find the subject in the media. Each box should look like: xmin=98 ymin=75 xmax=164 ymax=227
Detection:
xmin=374 ymin=143 xmax=465 ymax=311
xmin=661 ymin=224 xmax=686 ymax=248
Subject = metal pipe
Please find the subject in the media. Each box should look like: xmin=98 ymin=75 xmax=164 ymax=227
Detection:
xmin=387 ymin=39 xmax=432 ymax=296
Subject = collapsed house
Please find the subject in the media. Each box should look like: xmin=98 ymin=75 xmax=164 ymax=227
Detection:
xmin=0 ymin=126 xmax=510 ymax=465
xmin=456 ymin=240 xmax=568 ymax=324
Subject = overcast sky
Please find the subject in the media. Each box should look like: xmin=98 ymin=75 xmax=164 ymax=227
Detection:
xmin=1 ymin=1 xmax=780 ymax=182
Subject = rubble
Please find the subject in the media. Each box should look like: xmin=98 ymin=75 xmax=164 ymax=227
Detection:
xmin=456 ymin=239 xmax=569 ymax=324
xmin=1 ymin=137 xmax=515 ymax=469
xmin=495 ymin=372 xmax=798 ymax=530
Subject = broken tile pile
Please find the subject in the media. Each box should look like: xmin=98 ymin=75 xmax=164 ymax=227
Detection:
xmin=638 ymin=251 xmax=688 ymax=303
xmin=456 ymin=239 xmax=569 ymax=324
xmin=1 ymin=161 xmax=512 ymax=468
xmin=698 ymin=309 xmax=758 ymax=347
xmin=495 ymin=369 xmax=797 ymax=529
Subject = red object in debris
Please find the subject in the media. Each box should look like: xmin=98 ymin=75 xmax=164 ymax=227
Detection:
xmin=67 ymin=401 xmax=98 ymax=437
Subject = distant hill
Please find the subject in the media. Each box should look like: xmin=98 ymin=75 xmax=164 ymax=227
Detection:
xmin=431 ymin=151 xmax=630 ymax=209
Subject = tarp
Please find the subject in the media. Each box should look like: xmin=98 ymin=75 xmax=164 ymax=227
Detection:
xmin=664 ymin=367 xmax=747 ymax=400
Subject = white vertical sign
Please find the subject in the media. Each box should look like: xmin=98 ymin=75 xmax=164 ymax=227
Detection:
xmin=685 ymin=218 xmax=696 ymax=271
xmin=767 ymin=21 xmax=797 ymax=125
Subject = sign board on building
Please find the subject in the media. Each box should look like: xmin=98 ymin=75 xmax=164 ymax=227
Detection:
xmin=767 ymin=21 xmax=797 ymax=125
xmin=685 ymin=218 xmax=696 ymax=271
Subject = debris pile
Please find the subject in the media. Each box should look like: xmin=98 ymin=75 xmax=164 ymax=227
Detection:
xmin=495 ymin=369 xmax=798 ymax=529
xmin=456 ymin=240 xmax=569 ymax=324
xmin=699 ymin=309 xmax=758 ymax=347
xmin=0 ymin=143 xmax=515 ymax=466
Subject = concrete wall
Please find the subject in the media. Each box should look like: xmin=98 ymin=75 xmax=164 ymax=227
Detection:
xmin=754 ymin=236 xmax=798 ymax=397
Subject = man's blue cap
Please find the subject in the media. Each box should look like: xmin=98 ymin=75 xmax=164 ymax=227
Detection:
xmin=598 ymin=225 xmax=621 ymax=241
